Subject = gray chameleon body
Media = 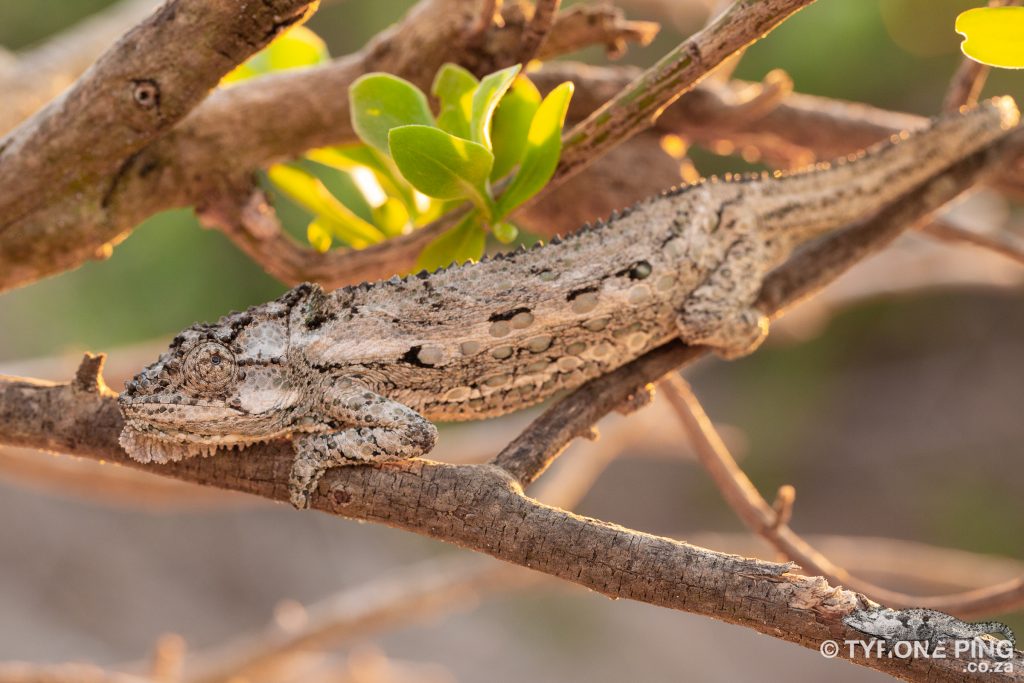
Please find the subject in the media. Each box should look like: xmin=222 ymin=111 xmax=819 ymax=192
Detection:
xmin=118 ymin=98 xmax=1019 ymax=508
xmin=844 ymin=607 xmax=1015 ymax=655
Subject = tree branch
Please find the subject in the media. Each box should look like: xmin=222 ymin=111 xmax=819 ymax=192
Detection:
xmin=0 ymin=0 xmax=158 ymax=135
xmin=536 ymin=3 xmax=659 ymax=59
xmin=662 ymin=375 xmax=1024 ymax=618
xmin=551 ymin=0 xmax=817 ymax=187
xmin=0 ymin=0 xmax=318 ymax=233
xmin=919 ymin=219 xmax=1024 ymax=267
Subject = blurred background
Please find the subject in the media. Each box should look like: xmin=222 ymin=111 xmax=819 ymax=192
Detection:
xmin=0 ymin=1 xmax=1022 ymax=681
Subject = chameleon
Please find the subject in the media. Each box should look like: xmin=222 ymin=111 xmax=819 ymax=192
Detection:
xmin=843 ymin=607 xmax=1015 ymax=656
xmin=118 ymin=97 xmax=1019 ymax=509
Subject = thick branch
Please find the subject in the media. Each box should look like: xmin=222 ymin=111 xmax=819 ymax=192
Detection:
xmin=0 ymin=0 xmax=317 ymax=232
xmin=0 ymin=0 xmax=158 ymax=135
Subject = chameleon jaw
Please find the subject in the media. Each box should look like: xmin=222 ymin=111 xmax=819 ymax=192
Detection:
xmin=118 ymin=423 xmax=275 ymax=463
xmin=118 ymin=420 xmax=331 ymax=464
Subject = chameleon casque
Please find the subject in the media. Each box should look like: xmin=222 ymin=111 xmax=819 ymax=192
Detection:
xmin=119 ymin=97 xmax=1019 ymax=509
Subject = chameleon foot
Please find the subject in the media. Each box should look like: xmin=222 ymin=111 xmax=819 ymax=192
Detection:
xmin=676 ymin=306 xmax=769 ymax=360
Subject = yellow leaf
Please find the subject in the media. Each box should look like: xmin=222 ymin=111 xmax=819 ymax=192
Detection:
xmin=307 ymin=219 xmax=333 ymax=253
xmin=956 ymin=7 xmax=1024 ymax=69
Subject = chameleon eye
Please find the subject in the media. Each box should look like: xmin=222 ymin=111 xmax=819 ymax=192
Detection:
xmin=184 ymin=342 xmax=236 ymax=393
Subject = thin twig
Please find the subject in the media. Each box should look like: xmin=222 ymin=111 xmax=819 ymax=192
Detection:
xmin=919 ymin=219 xmax=1024 ymax=267
xmin=661 ymin=375 xmax=1024 ymax=618
xmin=552 ymin=0 xmax=817 ymax=186
xmin=942 ymin=0 xmax=1020 ymax=113
xmin=536 ymin=4 xmax=659 ymax=59
xmin=518 ymin=0 xmax=562 ymax=61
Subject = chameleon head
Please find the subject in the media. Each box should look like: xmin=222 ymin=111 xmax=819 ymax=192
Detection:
xmin=118 ymin=310 xmax=304 ymax=463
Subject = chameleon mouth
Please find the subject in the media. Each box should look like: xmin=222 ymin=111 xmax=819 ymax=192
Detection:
xmin=117 ymin=428 xmax=234 ymax=464
xmin=118 ymin=424 xmax=268 ymax=463
xmin=118 ymin=421 xmax=329 ymax=464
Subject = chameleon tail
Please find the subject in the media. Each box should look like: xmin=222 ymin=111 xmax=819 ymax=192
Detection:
xmin=974 ymin=621 xmax=1016 ymax=648
xmin=752 ymin=96 xmax=1019 ymax=249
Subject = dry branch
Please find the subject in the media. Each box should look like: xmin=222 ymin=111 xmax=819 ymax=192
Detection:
xmin=920 ymin=219 xmax=1024 ymax=267
xmin=181 ymin=436 xmax=618 ymax=683
xmin=0 ymin=0 xmax=158 ymax=135
xmin=535 ymin=4 xmax=659 ymax=59
xmin=662 ymin=375 xmax=1024 ymax=618
xmin=551 ymin=0 xmax=817 ymax=186
xmin=0 ymin=0 xmax=318 ymax=231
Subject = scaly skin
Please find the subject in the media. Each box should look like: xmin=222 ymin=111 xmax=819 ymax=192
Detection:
xmin=118 ymin=97 xmax=1019 ymax=508
xmin=844 ymin=607 xmax=1015 ymax=655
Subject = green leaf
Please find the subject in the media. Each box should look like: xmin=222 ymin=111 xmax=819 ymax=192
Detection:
xmin=492 ymin=221 xmax=519 ymax=244
xmin=496 ymin=81 xmax=574 ymax=217
xmin=490 ymin=76 xmax=541 ymax=181
xmin=223 ymin=26 xmax=329 ymax=84
xmin=267 ymin=164 xmax=386 ymax=247
xmin=432 ymin=63 xmax=479 ymax=139
xmin=470 ymin=64 xmax=521 ymax=149
xmin=416 ymin=213 xmax=486 ymax=272
xmin=350 ymin=74 xmax=435 ymax=154
xmin=307 ymin=219 xmax=333 ymax=252
xmin=388 ymin=125 xmax=495 ymax=214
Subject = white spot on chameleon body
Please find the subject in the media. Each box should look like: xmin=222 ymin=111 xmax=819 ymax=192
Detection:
xmin=526 ymin=335 xmax=553 ymax=352
xmin=460 ymin=341 xmax=481 ymax=355
xmin=557 ymin=356 xmax=583 ymax=372
xmin=417 ymin=345 xmax=444 ymax=365
xmin=445 ymin=386 xmax=472 ymax=402
xmin=628 ymin=284 xmax=652 ymax=305
xmin=582 ymin=317 xmax=610 ymax=332
xmin=489 ymin=320 xmax=511 ymax=337
xmin=626 ymin=332 xmax=649 ymax=352
xmin=656 ymin=274 xmax=675 ymax=292
xmin=510 ymin=311 xmax=534 ymax=329
xmin=491 ymin=345 xmax=514 ymax=360
xmin=665 ymin=238 xmax=687 ymax=258
xmin=566 ymin=341 xmax=587 ymax=355
xmin=571 ymin=292 xmax=599 ymax=315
